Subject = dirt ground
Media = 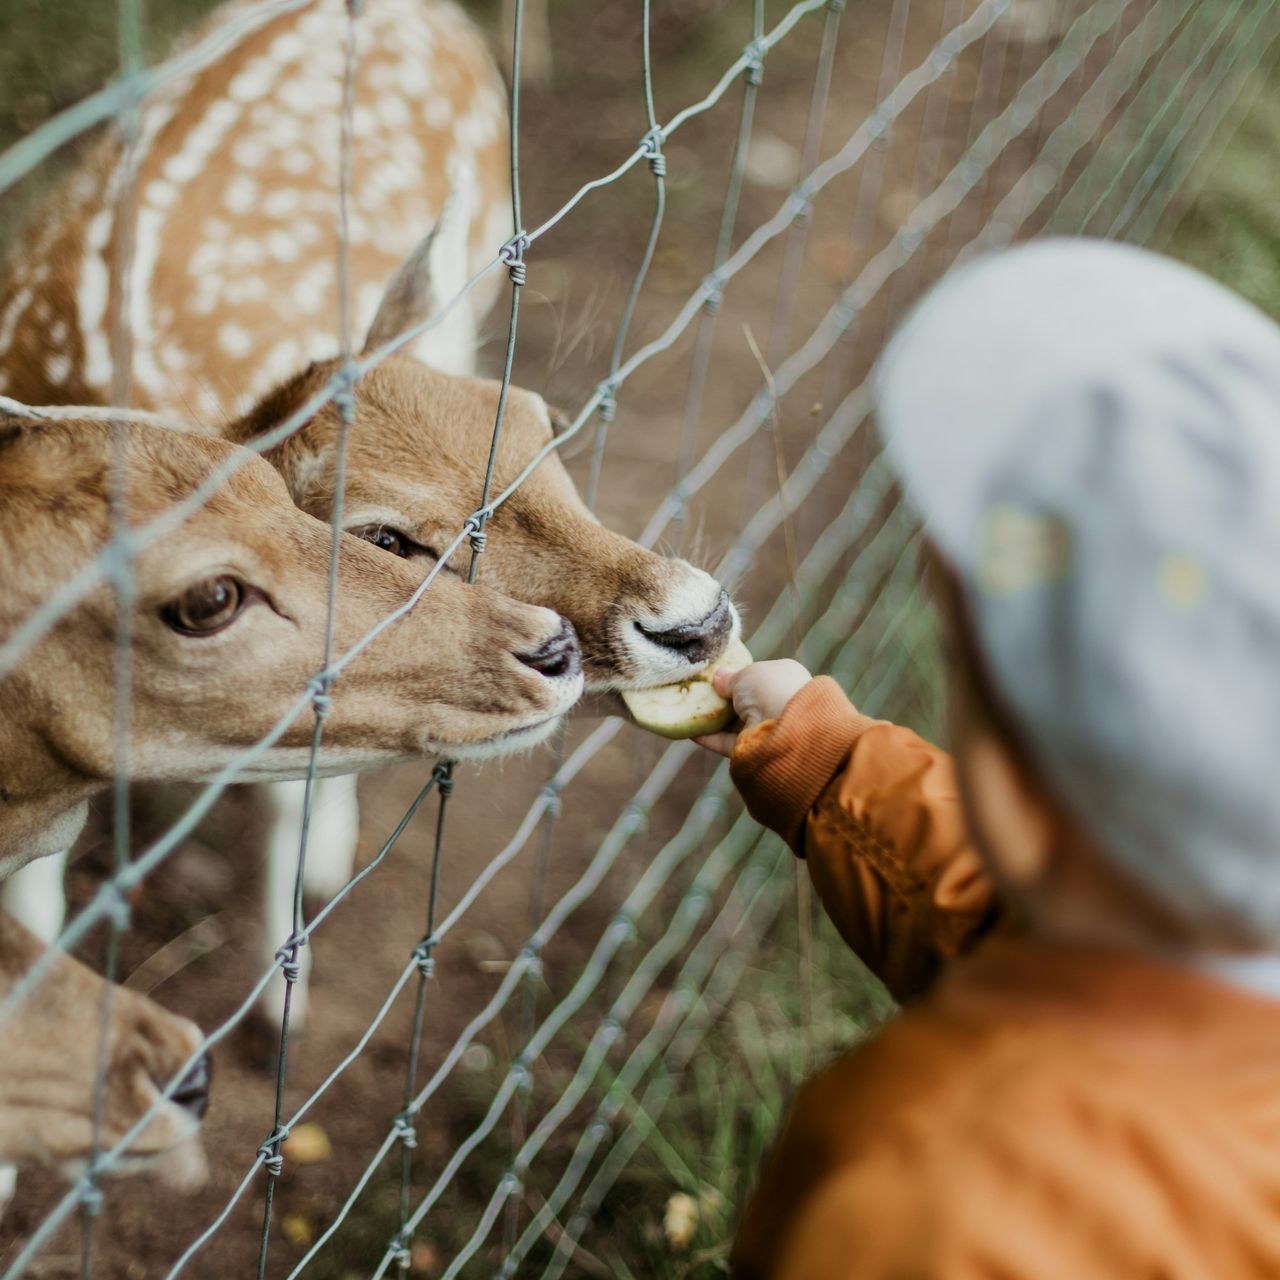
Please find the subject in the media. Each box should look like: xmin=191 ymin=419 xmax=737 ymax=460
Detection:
xmin=0 ymin=0 xmax=1228 ymax=1274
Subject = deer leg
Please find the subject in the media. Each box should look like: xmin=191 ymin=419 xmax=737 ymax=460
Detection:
xmin=301 ymin=774 xmax=361 ymax=900
xmin=255 ymin=775 xmax=359 ymax=1030
xmin=258 ymin=780 xmax=314 ymax=1030
xmin=0 ymin=850 xmax=69 ymax=945
xmin=0 ymin=1165 xmax=15 ymax=1224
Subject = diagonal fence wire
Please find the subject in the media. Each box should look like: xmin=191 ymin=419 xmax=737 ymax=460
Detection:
xmin=0 ymin=0 xmax=1276 ymax=1275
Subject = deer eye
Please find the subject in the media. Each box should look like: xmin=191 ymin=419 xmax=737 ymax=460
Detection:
xmin=349 ymin=524 xmax=445 ymax=564
xmin=351 ymin=524 xmax=413 ymax=558
xmin=162 ymin=576 xmax=247 ymax=636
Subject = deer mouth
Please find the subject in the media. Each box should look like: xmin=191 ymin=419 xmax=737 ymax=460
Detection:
xmin=618 ymin=589 xmax=740 ymax=691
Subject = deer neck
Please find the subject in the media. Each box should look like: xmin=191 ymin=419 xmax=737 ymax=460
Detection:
xmin=0 ymin=794 xmax=91 ymax=881
xmin=0 ymin=718 xmax=95 ymax=878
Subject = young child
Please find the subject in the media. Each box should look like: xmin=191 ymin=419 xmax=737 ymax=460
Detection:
xmin=699 ymin=239 xmax=1280 ymax=1278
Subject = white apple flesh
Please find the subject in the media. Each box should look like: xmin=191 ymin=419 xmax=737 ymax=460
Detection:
xmin=621 ymin=640 xmax=753 ymax=740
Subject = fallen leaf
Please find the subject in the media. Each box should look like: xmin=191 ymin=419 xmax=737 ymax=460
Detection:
xmin=745 ymin=133 xmax=800 ymax=190
xmin=282 ymin=1213 xmax=313 ymax=1247
xmin=664 ymin=1191 xmax=699 ymax=1251
xmin=283 ymin=1122 xmax=332 ymax=1164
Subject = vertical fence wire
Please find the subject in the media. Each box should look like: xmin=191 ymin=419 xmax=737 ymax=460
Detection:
xmin=253 ymin=2 xmax=364 ymax=1269
xmin=82 ymin=0 xmax=146 ymax=1270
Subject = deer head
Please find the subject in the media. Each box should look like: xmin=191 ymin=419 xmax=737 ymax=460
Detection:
xmin=230 ymin=242 xmax=738 ymax=696
xmin=0 ymin=408 xmax=583 ymax=874
xmin=0 ymin=0 xmax=735 ymax=702
xmin=0 ymin=913 xmax=209 ymax=1186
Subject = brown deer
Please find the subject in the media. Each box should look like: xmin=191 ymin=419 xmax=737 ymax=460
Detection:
xmin=0 ymin=402 xmax=582 ymax=877
xmin=0 ymin=398 xmax=581 ymax=1212
xmin=0 ymin=0 xmax=737 ymax=1025
xmin=0 ymin=912 xmax=211 ymax=1222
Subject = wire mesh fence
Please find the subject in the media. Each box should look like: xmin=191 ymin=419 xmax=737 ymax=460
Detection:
xmin=0 ymin=0 xmax=1276 ymax=1274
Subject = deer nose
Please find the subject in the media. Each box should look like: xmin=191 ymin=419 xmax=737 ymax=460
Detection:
xmin=636 ymin=591 xmax=732 ymax=666
xmin=170 ymin=1052 xmax=212 ymax=1121
xmin=517 ymin=619 xmax=581 ymax=681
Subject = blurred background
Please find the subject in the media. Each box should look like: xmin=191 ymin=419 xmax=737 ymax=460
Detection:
xmin=1 ymin=0 xmax=1277 ymax=1275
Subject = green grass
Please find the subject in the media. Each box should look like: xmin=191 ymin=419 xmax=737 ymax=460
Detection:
xmin=566 ymin=56 xmax=1280 ymax=1279
xmin=565 ymin=912 xmax=895 ymax=1280
xmin=1165 ymin=55 xmax=1280 ymax=318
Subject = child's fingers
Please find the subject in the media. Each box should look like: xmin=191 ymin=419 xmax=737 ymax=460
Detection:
xmin=694 ymin=730 xmax=738 ymax=757
xmin=711 ymin=665 xmax=745 ymax=697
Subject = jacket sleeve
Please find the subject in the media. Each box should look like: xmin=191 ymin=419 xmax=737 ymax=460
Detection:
xmin=729 ymin=677 xmax=1002 ymax=1000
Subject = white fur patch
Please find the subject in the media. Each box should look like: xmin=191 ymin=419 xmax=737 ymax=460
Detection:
xmin=229 ymin=55 xmax=280 ymax=104
xmin=217 ymin=322 xmax=253 ymax=358
xmin=44 ymin=352 xmax=72 ymax=385
xmin=265 ymin=229 xmax=300 ymax=263
xmin=223 ymin=173 xmax=258 ymax=214
xmin=0 ymin=285 xmax=32 ymax=358
xmin=262 ymin=187 xmax=301 ymax=218
xmin=77 ymin=211 xmax=114 ymax=388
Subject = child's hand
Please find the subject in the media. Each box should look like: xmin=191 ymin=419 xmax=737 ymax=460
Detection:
xmin=695 ymin=659 xmax=812 ymax=757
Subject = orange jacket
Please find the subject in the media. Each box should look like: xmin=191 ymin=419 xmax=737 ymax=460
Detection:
xmin=727 ymin=678 xmax=1280 ymax=1279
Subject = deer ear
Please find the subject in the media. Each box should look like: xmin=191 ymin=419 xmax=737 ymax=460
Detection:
xmin=360 ymin=223 xmax=443 ymax=356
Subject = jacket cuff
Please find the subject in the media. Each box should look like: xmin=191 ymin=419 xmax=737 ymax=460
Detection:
xmin=729 ymin=676 xmax=881 ymax=855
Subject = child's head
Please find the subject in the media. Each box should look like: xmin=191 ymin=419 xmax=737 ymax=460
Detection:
xmin=876 ymin=240 xmax=1280 ymax=950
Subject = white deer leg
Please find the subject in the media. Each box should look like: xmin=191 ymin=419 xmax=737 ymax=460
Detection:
xmin=0 ymin=850 xmax=69 ymax=944
xmin=259 ymin=780 xmax=313 ymax=1030
xmin=302 ymin=773 xmax=362 ymax=899
xmin=0 ymin=1164 xmax=16 ymax=1224
xmin=257 ymin=775 xmax=361 ymax=1028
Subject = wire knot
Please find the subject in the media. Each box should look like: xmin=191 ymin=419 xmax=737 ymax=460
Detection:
xmin=79 ymin=1178 xmax=104 ymax=1217
xmin=596 ymin=383 xmax=617 ymax=424
xmin=641 ymin=127 xmax=667 ymax=177
xmin=500 ymin=232 xmax=529 ymax=286
xmin=540 ymin=780 xmax=563 ymax=818
xmin=464 ymin=513 xmax=488 ymax=555
xmin=702 ymin=273 xmax=724 ymax=315
xmin=518 ymin=947 xmax=543 ymax=981
xmin=331 ymin=359 xmax=360 ymax=424
xmin=103 ymin=882 xmax=132 ymax=933
xmin=411 ymin=938 xmax=436 ymax=978
xmin=432 ymin=760 xmax=455 ymax=797
xmin=391 ymin=1230 xmax=413 ymax=1271
xmin=743 ymin=39 xmax=765 ymax=86
xmin=307 ymin=676 xmax=333 ymax=720
xmin=258 ymin=1127 xmax=288 ymax=1176
xmin=275 ymin=935 xmax=306 ymax=984
xmin=788 ymin=184 xmax=813 ymax=226
xmin=393 ymin=1112 xmax=418 ymax=1149
xmin=621 ymin=802 xmax=648 ymax=835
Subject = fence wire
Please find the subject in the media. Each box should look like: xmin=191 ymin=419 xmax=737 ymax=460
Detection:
xmin=0 ymin=0 xmax=1277 ymax=1274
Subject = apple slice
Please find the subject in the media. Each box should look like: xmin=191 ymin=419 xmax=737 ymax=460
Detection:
xmin=621 ymin=639 xmax=752 ymax=740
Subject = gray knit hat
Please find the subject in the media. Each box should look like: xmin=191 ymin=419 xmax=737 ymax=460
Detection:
xmin=875 ymin=238 xmax=1280 ymax=937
